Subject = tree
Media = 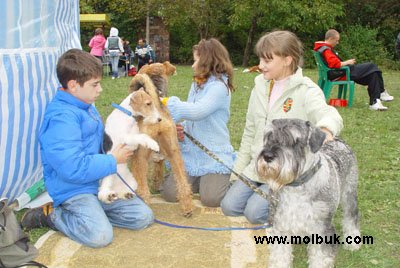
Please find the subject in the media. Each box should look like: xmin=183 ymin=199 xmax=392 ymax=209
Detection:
xmin=159 ymin=0 xmax=231 ymax=39
xmin=230 ymin=0 xmax=345 ymax=66
xmin=341 ymin=0 xmax=400 ymax=59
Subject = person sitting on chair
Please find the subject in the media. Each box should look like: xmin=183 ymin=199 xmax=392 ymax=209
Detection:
xmin=135 ymin=38 xmax=155 ymax=71
xmin=314 ymin=29 xmax=394 ymax=111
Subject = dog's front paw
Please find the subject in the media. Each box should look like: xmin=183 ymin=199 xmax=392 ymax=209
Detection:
xmin=145 ymin=138 xmax=159 ymax=152
xmin=98 ymin=189 xmax=118 ymax=204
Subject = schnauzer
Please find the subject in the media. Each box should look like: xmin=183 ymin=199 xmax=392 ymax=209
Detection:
xmin=256 ymin=119 xmax=361 ymax=268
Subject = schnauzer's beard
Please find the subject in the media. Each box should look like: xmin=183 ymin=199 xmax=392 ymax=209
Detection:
xmin=256 ymin=149 xmax=303 ymax=192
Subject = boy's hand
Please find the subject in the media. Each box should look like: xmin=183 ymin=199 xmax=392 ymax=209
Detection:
xmin=344 ymin=59 xmax=356 ymax=65
xmin=176 ymin=124 xmax=184 ymax=142
xmin=111 ymin=144 xmax=134 ymax=164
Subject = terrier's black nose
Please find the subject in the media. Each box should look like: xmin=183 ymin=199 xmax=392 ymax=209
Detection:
xmin=262 ymin=150 xmax=275 ymax=163
xmin=157 ymin=118 xmax=162 ymax=122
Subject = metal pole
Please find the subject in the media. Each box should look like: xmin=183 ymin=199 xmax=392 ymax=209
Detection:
xmin=146 ymin=4 xmax=150 ymax=43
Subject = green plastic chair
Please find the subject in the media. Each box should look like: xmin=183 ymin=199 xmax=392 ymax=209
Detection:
xmin=312 ymin=51 xmax=355 ymax=107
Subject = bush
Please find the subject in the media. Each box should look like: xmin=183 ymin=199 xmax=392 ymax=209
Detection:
xmin=336 ymin=25 xmax=388 ymax=66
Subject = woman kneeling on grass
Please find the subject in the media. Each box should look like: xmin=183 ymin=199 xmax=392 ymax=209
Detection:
xmin=160 ymin=38 xmax=235 ymax=207
xmin=221 ymin=30 xmax=343 ymax=223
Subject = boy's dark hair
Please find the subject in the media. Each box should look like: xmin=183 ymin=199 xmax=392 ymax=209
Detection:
xmin=56 ymin=49 xmax=102 ymax=89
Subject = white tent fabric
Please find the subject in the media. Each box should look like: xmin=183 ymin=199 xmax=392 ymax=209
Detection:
xmin=0 ymin=0 xmax=81 ymax=202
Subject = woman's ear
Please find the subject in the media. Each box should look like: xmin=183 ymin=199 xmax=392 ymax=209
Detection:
xmin=284 ymin=56 xmax=293 ymax=67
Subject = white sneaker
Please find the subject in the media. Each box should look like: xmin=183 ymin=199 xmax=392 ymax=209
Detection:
xmin=369 ymin=99 xmax=388 ymax=111
xmin=111 ymin=77 xmax=115 ymax=80
xmin=380 ymin=91 xmax=394 ymax=101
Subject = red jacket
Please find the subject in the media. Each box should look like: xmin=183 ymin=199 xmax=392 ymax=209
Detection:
xmin=313 ymin=42 xmax=342 ymax=69
xmin=314 ymin=41 xmax=347 ymax=80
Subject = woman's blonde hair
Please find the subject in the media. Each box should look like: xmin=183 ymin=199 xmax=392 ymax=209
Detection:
xmin=255 ymin=30 xmax=303 ymax=74
xmin=192 ymin=38 xmax=234 ymax=92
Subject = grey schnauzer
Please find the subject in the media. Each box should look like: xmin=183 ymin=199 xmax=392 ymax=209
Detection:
xmin=256 ymin=119 xmax=361 ymax=268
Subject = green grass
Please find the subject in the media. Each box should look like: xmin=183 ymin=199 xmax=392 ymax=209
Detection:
xmin=25 ymin=66 xmax=400 ymax=267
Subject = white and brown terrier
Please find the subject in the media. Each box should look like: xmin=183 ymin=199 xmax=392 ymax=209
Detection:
xmin=98 ymin=89 xmax=160 ymax=203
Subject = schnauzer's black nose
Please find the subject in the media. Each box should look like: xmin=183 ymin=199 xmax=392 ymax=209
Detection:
xmin=262 ymin=150 xmax=275 ymax=163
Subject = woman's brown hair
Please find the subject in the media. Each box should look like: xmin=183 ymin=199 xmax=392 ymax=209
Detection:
xmin=193 ymin=38 xmax=234 ymax=92
xmin=95 ymin=28 xmax=103 ymax=35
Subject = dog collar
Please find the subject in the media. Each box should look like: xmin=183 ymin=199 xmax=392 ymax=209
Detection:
xmin=111 ymin=102 xmax=143 ymax=121
xmin=287 ymin=157 xmax=322 ymax=187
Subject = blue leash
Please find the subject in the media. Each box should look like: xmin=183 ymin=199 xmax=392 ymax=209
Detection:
xmin=154 ymin=219 xmax=270 ymax=231
xmin=115 ymin=171 xmax=271 ymax=231
xmin=109 ymin=102 xmax=271 ymax=231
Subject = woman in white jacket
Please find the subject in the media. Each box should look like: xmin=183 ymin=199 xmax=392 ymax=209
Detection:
xmin=221 ymin=30 xmax=343 ymax=224
xmin=105 ymin=27 xmax=124 ymax=79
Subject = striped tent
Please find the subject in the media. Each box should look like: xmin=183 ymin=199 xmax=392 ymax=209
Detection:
xmin=0 ymin=0 xmax=81 ymax=202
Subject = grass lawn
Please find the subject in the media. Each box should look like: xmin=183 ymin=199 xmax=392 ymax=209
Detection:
xmin=26 ymin=65 xmax=399 ymax=267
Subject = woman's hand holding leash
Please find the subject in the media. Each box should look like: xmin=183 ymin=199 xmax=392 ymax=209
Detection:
xmin=176 ymin=124 xmax=184 ymax=142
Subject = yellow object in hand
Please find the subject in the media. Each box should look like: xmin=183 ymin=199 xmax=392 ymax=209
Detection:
xmin=161 ymin=97 xmax=169 ymax=106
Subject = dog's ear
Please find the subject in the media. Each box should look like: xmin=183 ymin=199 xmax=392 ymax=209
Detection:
xmin=308 ymin=126 xmax=326 ymax=153
xmin=163 ymin=61 xmax=176 ymax=76
xmin=271 ymin=119 xmax=279 ymax=127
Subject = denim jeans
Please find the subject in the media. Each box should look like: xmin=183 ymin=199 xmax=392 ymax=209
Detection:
xmin=220 ymin=179 xmax=269 ymax=224
xmin=50 ymin=194 xmax=153 ymax=248
xmin=109 ymin=51 xmax=120 ymax=78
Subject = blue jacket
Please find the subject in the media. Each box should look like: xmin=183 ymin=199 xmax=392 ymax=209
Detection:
xmin=39 ymin=90 xmax=116 ymax=207
xmin=167 ymin=75 xmax=234 ymax=176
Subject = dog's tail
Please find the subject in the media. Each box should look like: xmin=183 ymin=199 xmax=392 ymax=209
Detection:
xmin=129 ymin=74 xmax=161 ymax=101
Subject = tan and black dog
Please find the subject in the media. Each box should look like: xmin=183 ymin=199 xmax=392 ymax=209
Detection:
xmin=128 ymin=62 xmax=194 ymax=217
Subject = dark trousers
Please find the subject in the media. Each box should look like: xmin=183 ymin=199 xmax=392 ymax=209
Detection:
xmin=138 ymin=55 xmax=151 ymax=71
xmin=350 ymin=63 xmax=384 ymax=104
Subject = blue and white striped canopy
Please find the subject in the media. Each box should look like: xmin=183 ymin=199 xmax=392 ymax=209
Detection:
xmin=0 ymin=0 xmax=81 ymax=202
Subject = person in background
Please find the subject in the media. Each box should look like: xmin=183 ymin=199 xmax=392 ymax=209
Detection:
xmin=135 ymin=38 xmax=155 ymax=70
xmin=105 ymin=27 xmax=124 ymax=79
xmin=121 ymin=38 xmax=133 ymax=72
xmin=88 ymin=28 xmax=106 ymax=61
xmin=314 ymin=29 xmax=394 ymax=111
xmin=89 ymin=28 xmax=106 ymax=61
xmin=221 ymin=30 xmax=343 ymax=224
xmin=160 ymin=38 xmax=235 ymax=207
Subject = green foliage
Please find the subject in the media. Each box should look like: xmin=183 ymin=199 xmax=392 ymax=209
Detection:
xmin=169 ymin=23 xmax=199 ymax=64
xmin=336 ymin=25 xmax=389 ymax=65
xmin=342 ymin=0 xmax=400 ymax=60
xmin=79 ymin=0 xmax=399 ymax=68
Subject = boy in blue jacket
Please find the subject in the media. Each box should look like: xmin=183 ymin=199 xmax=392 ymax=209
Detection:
xmin=21 ymin=49 xmax=153 ymax=248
